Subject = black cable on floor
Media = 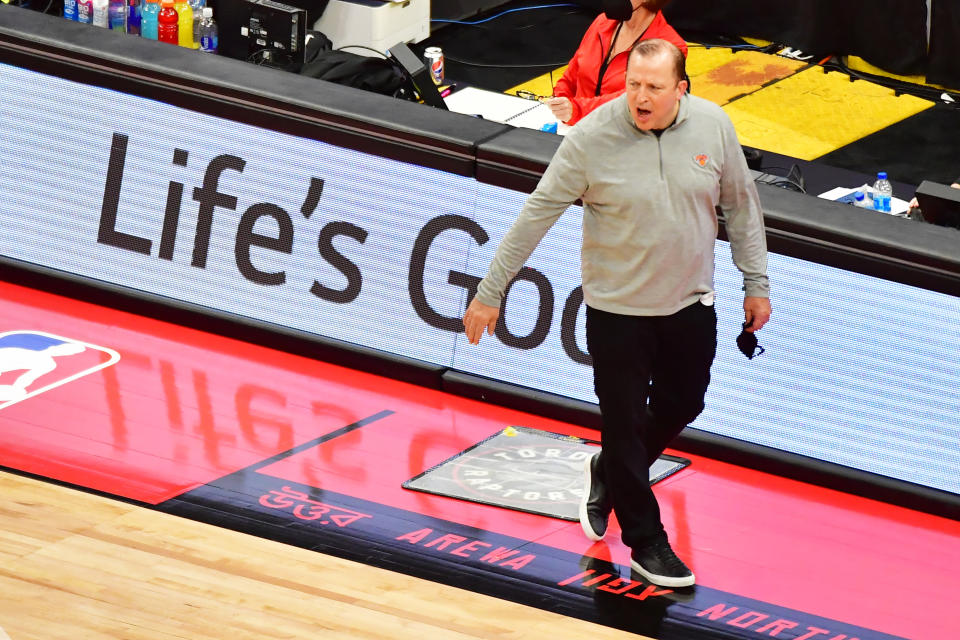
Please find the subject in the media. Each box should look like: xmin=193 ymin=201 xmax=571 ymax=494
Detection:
xmin=822 ymin=57 xmax=960 ymax=107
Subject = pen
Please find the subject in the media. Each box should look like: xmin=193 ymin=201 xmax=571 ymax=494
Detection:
xmin=440 ymin=84 xmax=457 ymax=98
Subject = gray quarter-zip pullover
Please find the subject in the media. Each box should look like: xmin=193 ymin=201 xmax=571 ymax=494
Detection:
xmin=475 ymin=92 xmax=769 ymax=316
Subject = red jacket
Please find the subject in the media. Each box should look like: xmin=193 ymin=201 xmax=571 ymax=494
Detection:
xmin=553 ymin=12 xmax=688 ymax=125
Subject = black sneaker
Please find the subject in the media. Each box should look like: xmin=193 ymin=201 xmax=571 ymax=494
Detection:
xmin=579 ymin=451 xmax=612 ymax=541
xmin=629 ymin=540 xmax=695 ymax=588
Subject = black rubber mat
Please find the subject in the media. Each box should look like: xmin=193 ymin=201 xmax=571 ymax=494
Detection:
xmin=403 ymin=426 xmax=690 ymax=521
xmin=811 ymin=105 xmax=960 ymax=188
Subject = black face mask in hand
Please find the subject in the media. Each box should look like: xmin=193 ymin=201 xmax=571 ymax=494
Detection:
xmin=737 ymin=322 xmax=765 ymax=359
xmin=602 ymin=0 xmax=635 ymax=21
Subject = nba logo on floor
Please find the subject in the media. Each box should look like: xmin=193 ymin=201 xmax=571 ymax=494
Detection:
xmin=0 ymin=331 xmax=120 ymax=410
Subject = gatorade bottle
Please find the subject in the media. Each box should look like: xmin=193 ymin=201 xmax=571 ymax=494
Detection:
xmin=126 ymin=0 xmax=141 ymax=35
xmin=141 ymin=0 xmax=160 ymax=39
xmin=108 ymin=0 xmax=127 ymax=30
xmin=157 ymin=0 xmax=179 ymax=44
xmin=175 ymin=0 xmax=193 ymax=48
xmin=76 ymin=0 xmax=93 ymax=23
xmin=63 ymin=0 xmax=78 ymax=21
xmin=92 ymin=0 xmax=109 ymax=28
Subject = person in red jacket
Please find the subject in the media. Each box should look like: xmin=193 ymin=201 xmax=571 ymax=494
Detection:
xmin=545 ymin=0 xmax=687 ymax=125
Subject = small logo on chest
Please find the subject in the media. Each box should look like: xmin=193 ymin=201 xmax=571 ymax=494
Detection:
xmin=694 ymin=153 xmax=709 ymax=167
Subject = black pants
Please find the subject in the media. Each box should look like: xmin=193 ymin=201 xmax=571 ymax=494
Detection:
xmin=586 ymin=301 xmax=717 ymax=550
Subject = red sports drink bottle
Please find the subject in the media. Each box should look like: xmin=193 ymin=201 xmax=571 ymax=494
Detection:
xmin=157 ymin=0 xmax=179 ymax=44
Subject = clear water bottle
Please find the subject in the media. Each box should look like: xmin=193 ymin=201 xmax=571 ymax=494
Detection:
xmin=189 ymin=0 xmax=204 ymax=48
xmin=63 ymin=0 xmax=78 ymax=21
xmin=872 ymin=171 xmax=893 ymax=213
xmin=853 ymin=190 xmax=869 ymax=208
xmin=198 ymin=7 xmax=218 ymax=53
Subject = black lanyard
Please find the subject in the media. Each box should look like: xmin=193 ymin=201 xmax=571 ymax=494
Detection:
xmin=594 ymin=19 xmax=651 ymax=97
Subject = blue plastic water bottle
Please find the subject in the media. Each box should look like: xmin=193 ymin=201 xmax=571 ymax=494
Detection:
xmin=872 ymin=171 xmax=893 ymax=213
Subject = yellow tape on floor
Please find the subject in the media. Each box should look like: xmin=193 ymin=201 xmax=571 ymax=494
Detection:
xmin=686 ymin=45 xmax=805 ymax=106
xmin=724 ymin=68 xmax=933 ymax=160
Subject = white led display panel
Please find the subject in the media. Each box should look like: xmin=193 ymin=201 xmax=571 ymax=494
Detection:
xmin=0 ymin=62 xmax=465 ymax=367
xmin=1 ymin=61 xmax=957 ymax=496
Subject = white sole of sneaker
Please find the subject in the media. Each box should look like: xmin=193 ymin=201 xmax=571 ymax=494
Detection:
xmin=578 ymin=455 xmax=604 ymax=542
xmin=629 ymin=558 xmax=695 ymax=588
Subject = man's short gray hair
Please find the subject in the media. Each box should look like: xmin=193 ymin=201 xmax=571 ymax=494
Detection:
xmin=629 ymin=39 xmax=686 ymax=84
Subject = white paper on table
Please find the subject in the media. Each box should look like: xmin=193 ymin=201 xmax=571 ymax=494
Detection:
xmin=443 ymin=86 xmax=567 ymax=134
xmin=818 ymin=184 xmax=911 ymax=216
xmin=443 ymin=86 xmax=541 ymax=123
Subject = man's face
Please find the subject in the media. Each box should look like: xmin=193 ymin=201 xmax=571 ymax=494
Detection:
xmin=625 ymin=51 xmax=687 ymax=130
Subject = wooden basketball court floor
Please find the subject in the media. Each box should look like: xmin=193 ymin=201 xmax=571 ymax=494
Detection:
xmin=1 ymin=279 xmax=957 ymax=640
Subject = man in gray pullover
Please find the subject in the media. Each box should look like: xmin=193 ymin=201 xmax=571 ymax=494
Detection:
xmin=462 ymin=39 xmax=770 ymax=588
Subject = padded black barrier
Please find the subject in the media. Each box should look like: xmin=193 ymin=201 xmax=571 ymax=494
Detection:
xmin=0 ymin=6 xmax=512 ymax=178
xmin=475 ymin=126 xmax=561 ymax=194
xmin=476 ymin=132 xmax=960 ymax=298
xmin=753 ymin=183 xmax=960 ymax=298
xmin=663 ymin=0 xmax=929 ymax=76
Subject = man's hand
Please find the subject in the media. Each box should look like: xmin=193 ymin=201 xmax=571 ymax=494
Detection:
xmin=743 ymin=296 xmax=771 ymax=332
xmin=906 ymin=196 xmax=921 ymax=218
xmin=544 ymin=97 xmax=573 ymax=123
xmin=463 ymin=297 xmax=500 ymax=345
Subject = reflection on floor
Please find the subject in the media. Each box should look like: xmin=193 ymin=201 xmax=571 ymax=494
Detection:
xmin=1 ymin=280 xmax=958 ymax=639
